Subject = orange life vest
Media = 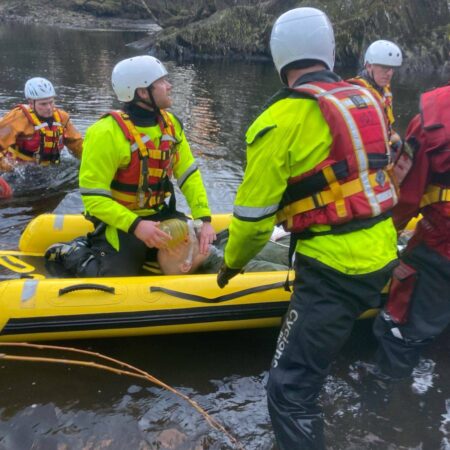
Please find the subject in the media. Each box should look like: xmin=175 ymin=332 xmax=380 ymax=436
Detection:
xmin=276 ymin=81 xmax=398 ymax=234
xmin=14 ymin=105 xmax=65 ymax=163
xmin=108 ymin=110 xmax=179 ymax=210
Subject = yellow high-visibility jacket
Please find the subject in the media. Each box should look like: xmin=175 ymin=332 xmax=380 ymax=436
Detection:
xmin=224 ymin=72 xmax=398 ymax=275
xmin=80 ymin=111 xmax=211 ymax=250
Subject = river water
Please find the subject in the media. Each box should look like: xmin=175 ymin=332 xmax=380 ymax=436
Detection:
xmin=0 ymin=22 xmax=448 ymax=450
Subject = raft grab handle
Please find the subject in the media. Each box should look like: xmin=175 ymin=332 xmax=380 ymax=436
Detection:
xmin=59 ymin=283 xmax=116 ymax=296
xmin=150 ymin=281 xmax=291 ymax=304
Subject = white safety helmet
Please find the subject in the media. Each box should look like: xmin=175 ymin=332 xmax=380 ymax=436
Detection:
xmin=111 ymin=55 xmax=168 ymax=102
xmin=270 ymin=7 xmax=335 ymax=79
xmin=364 ymin=40 xmax=402 ymax=67
xmin=24 ymin=77 xmax=56 ymax=100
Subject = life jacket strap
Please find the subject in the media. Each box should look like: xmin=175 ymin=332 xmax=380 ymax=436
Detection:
xmin=322 ymin=165 xmax=347 ymax=218
xmin=420 ymin=185 xmax=450 ymax=208
xmin=278 ymin=170 xmax=392 ymax=226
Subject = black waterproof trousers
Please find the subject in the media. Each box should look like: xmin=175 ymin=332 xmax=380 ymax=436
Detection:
xmin=373 ymin=243 xmax=450 ymax=378
xmin=266 ymin=254 xmax=395 ymax=450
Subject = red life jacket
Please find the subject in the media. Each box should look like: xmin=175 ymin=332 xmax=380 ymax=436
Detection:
xmin=276 ymin=81 xmax=398 ymax=234
xmin=347 ymin=76 xmax=395 ymax=129
xmin=419 ymin=86 xmax=450 ymax=222
xmin=14 ymin=105 xmax=65 ymax=163
xmin=108 ymin=110 xmax=178 ymax=210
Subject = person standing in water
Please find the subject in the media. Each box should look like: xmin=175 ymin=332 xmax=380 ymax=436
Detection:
xmin=0 ymin=77 xmax=83 ymax=172
xmin=348 ymin=40 xmax=403 ymax=155
xmin=217 ymin=8 xmax=399 ymax=448
xmin=373 ymin=83 xmax=450 ymax=381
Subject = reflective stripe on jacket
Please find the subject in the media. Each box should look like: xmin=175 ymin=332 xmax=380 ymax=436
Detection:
xmin=277 ymin=81 xmax=397 ymax=234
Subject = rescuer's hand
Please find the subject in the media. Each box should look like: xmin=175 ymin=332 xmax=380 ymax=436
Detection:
xmin=134 ymin=220 xmax=171 ymax=249
xmin=197 ymin=221 xmax=216 ymax=255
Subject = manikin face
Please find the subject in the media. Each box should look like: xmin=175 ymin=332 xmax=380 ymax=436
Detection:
xmin=29 ymin=97 xmax=55 ymax=118
xmin=150 ymin=76 xmax=172 ymax=109
xmin=365 ymin=63 xmax=395 ymax=88
xmin=157 ymin=235 xmax=208 ymax=275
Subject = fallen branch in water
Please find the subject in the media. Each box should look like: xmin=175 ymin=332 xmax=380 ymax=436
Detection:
xmin=0 ymin=342 xmax=245 ymax=450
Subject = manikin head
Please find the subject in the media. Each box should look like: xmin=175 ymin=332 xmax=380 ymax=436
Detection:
xmin=157 ymin=219 xmax=209 ymax=275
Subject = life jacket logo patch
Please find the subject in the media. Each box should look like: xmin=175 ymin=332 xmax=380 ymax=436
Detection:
xmin=350 ymin=95 xmax=368 ymax=109
xmin=376 ymin=169 xmax=386 ymax=186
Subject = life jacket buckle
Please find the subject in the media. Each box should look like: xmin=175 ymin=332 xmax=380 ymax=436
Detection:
xmin=312 ymin=193 xmax=323 ymax=208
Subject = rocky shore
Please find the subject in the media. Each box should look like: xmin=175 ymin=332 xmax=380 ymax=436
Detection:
xmin=1 ymin=0 xmax=449 ymax=81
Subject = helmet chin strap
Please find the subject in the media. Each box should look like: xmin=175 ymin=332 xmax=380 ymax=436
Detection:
xmin=30 ymin=100 xmax=53 ymax=120
xmin=147 ymin=87 xmax=159 ymax=111
xmin=362 ymin=67 xmax=381 ymax=91
xmin=144 ymin=86 xmax=167 ymax=127
xmin=132 ymin=87 xmax=168 ymax=127
xmin=134 ymin=87 xmax=155 ymax=110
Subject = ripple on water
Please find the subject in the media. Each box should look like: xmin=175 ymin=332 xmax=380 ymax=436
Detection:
xmin=411 ymin=358 xmax=437 ymax=395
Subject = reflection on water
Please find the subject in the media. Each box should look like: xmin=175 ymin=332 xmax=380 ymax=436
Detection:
xmin=0 ymin=22 xmax=448 ymax=450
xmin=0 ymin=327 xmax=449 ymax=449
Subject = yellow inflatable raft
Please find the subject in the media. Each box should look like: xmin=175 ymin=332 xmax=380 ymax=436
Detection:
xmin=0 ymin=214 xmax=416 ymax=342
xmin=0 ymin=214 xmax=294 ymax=342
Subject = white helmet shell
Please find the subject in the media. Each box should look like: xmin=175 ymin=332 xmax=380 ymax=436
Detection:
xmin=24 ymin=77 xmax=56 ymax=100
xmin=270 ymin=7 xmax=335 ymax=77
xmin=111 ymin=55 xmax=168 ymax=102
xmin=364 ymin=40 xmax=402 ymax=67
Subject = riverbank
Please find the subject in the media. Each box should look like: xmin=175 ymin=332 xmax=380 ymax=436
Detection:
xmin=0 ymin=0 xmax=159 ymax=32
xmin=2 ymin=0 xmax=449 ymax=81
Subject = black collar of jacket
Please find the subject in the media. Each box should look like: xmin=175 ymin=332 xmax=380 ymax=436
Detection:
xmin=262 ymin=70 xmax=342 ymax=111
xmin=36 ymin=113 xmax=54 ymax=126
xmin=123 ymin=102 xmax=158 ymax=127
xmin=292 ymin=69 xmax=341 ymax=87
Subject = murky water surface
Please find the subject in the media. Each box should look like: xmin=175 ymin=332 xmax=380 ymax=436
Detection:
xmin=0 ymin=22 xmax=448 ymax=450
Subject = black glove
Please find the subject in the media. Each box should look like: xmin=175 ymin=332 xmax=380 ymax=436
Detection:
xmin=217 ymin=263 xmax=243 ymax=288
